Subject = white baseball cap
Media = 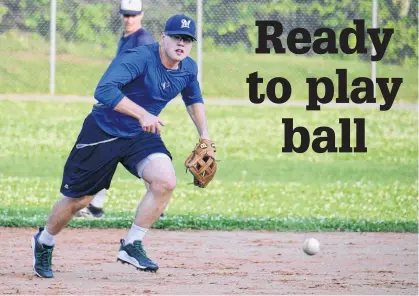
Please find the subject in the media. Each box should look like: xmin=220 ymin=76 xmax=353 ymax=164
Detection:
xmin=120 ymin=0 xmax=142 ymax=15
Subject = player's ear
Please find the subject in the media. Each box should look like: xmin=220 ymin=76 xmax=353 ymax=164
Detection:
xmin=138 ymin=11 xmax=144 ymax=21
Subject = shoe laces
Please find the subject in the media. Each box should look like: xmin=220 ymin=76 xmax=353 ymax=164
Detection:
xmin=37 ymin=247 xmax=53 ymax=269
xmin=132 ymin=241 xmax=147 ymax=257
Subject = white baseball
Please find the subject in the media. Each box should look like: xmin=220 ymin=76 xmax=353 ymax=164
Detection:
xmin=302 ymin=238 xmax=320 ymax=255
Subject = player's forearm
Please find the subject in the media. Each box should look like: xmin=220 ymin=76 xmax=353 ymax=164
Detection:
xmin=186 ymin=103 xmax=210 ymax=139
xmin=114 ymin=97 xmax=148 ymax=121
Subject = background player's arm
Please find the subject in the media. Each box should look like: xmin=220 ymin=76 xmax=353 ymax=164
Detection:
xmin=137 ymin=33 xmax=155 ymax=46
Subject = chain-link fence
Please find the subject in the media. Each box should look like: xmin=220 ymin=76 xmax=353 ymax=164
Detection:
xmin=0 ymin=0 xmax=417 ymax=100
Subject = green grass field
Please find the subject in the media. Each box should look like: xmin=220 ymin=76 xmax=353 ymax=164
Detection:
xmin=0 ymin=32 xmax=417 ymax=102
xmin=0 ymin=100 xmax=417 ymax=231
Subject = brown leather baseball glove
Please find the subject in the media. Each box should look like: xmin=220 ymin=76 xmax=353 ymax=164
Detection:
xmin=185 ymin=139 xmax=217 ymax=188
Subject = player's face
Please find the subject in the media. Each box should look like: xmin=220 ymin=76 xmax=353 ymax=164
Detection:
xmin=162 ymin=33 xmax=194 ymax=62
xmin=122 ymin=13 xmax=143 ymax=34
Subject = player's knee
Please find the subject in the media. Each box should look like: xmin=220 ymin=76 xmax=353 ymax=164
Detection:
xmin=150 ymin=175 xmax=176 ymax=195
xmin=165 ymin=177 xmax=177 ymax=192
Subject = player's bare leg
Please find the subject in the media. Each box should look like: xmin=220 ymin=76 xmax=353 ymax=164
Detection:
xmin=135 ymin=157 xmax=175 ymax=227
xmin=142 ymin=181 xmax=167 ymax=219
xmin=117 ymin=156 xmax=175 ymax=272
xmin=46 ymin=195 xmax=95 ymax=234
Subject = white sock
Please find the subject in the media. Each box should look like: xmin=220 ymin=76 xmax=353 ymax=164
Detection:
xmin=90 ymin=189 xmax=107 ymax=208
xmin=38 ymin=228 xmax=55 ymax=246
xmin=125 ymin=223 xmax=148 ymax=244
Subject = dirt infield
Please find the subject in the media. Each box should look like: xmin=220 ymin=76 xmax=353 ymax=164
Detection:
xmin=0 ymin=227 xmax=417 ymax=295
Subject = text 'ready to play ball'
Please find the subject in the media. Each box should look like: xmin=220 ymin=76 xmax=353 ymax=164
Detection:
xmin=302 ymin=238 xmax=320 ymax=256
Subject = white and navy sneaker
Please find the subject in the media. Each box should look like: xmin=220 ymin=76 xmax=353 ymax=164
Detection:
xmin=117 ymin=239 xmax=159 ymax=272
xmin=31 ymin=227 xmax=54 ymax=278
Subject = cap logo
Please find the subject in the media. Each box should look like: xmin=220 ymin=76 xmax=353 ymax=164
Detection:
xmin=181 ymin=19 xmax=191 ymax=28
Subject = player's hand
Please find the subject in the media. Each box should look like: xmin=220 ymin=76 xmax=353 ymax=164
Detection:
xmin=139 ymin=112 xmax=165 ymax=135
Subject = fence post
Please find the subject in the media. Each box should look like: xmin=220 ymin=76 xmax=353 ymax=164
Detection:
xmin=197 ymin=0 xmax=203 ymax=90
xmin=50 ymin=0 xmax=56 ymax=94
xmin=371 ymin=0 xmax=377 ymax=98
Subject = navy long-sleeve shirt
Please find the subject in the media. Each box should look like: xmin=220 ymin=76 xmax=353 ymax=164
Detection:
xmin=93 ymin=42 xmax=204 ymax=138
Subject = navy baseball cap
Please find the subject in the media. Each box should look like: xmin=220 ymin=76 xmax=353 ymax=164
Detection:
xmin=165 ymin=14 xmax=197 ymax=41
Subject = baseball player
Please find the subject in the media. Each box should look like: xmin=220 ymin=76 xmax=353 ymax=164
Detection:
xmin=31 ymin=14 xmax=213 ymax=278
xmin=76 ymin=0 xmax=158 ymax=219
